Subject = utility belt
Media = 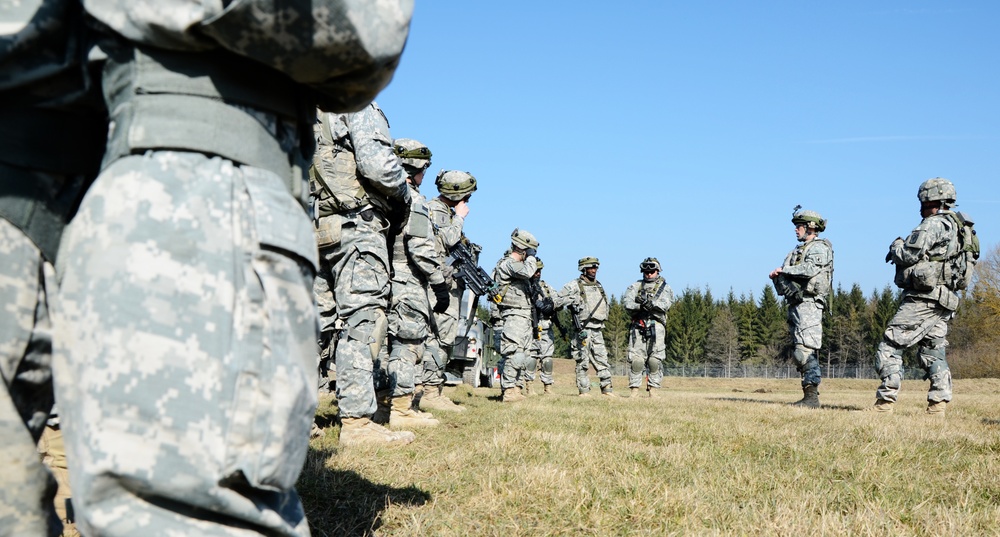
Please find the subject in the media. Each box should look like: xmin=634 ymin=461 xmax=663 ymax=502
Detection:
xmin=102 ymin=44 xmax=312 ymax=200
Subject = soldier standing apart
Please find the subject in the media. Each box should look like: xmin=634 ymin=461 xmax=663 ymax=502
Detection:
xmin=769 ymin=208 xmax=834 ymax=408
xmin=524 ymin=259 xmax=566 ymax=395
xmin=52 ymin=3 xmax=414 ymax=535
xmin=872 ymin=178 xmax=978 ymax=415
xmin=623 ymin=258 xmax=674 ymax=398
xmin=419 ymin=171 xmax=478 ymax=412
xmin=560 ymin=257 xmax=617 ymax=397
xmin=312 ymin=103 xmax=417 ymax=446
xmin=494 ymin=229 xmax=540 ymax=402
xmin=1 ymin=4 xmax=105 ymax=535
xmin=385 ymin=139 xmax=451 ymax=429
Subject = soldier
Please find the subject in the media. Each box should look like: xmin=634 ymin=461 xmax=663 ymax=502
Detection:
xmin=623 ymin=258 xmax=674 ymax=398
xmin=385 ymin=138 xmax=451 ymax=429
xmin=769 ymin=208 xmax=834 ymax=408
xmin=1 ymin=3 xmax=106 ymax=535
xmin=52 ymin=3 xmax=413 ymax=536
xmin=871 ymin=178 xmax=978 ymax=415
xmin=523 ymin=258 xmax=565 ymax=395
xmin=311 ymin=102 xmax=418 ymax=446
xmin=559 ymin=257 xmax=617 ymax=397
xmin=419 ymin=170 xmax=478 ymax=412
xmin=494 ymin=229 xmax=540 ymax=402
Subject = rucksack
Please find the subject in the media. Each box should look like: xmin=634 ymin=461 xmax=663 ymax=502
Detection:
xmin=940 ymin=211 xmax=980 ymax=291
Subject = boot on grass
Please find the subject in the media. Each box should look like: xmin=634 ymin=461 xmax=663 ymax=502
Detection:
xmin=339 ymin=417 xmax=415 ymax=446
xmin=792 ymin=384 xmax=820 ymax=408
xmin=390 ymin=395 xmax=439 ymax=428
xmin=420 ymin=385 xmax=466 ymax=412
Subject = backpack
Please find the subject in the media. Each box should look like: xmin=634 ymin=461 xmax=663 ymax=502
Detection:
xmin=939 ymin=211 xmax=980 ymax=291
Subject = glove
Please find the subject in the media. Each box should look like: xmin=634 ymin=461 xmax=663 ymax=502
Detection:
xmin=387 ymin=199 xmax=410 ymax=235
xmin=535 ymin=297 xmax=554 ymax=317
xmin=524 ymin=248 xmax=537 ymax=258
xmin=640 ymin=297 xmax=654 ymax=312
xmin=431 ymin=282 xmax=450 ymax=313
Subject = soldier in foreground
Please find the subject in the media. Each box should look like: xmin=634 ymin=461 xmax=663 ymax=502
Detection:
xmin=312 ymin=102 xmax=417 ymax=446
xmin=623 ymin=258 xmax=674 ymax=398
xmin=52 ymin=3 xmax=414 ymax=535
xmin=420 ymin=170 xmax=478 ymax=412
xmin=0 ymin=3 xmax=105 ymax=534
xmin=385 ymin=139 xmax=450 ymax=429
xmin=872 ymin=178 xmax=978 ymax=415
xmin=560 ymin=257 xmax=617 ymax=396
xmin=493 ymin=229 xmax=541 ymax=402
xmin=769 ymin=208 xmax=834 ymax=408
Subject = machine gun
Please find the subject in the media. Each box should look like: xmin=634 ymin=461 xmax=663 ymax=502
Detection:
xmin=448 ymin=239 xmax=502 ymax=304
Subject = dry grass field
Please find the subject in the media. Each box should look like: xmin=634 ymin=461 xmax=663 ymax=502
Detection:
xmin=299 ymin=359 xmax=1000 ymax=536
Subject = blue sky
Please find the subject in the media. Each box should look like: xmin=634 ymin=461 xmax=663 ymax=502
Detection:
xmin=377 ymin=1 xmax=998 ymax=301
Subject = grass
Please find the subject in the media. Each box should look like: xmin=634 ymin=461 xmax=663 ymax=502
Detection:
xmin=298 ymin=360 xmax=1000 ymax=536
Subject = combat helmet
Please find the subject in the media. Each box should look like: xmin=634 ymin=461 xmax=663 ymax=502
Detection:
xmin=393 ymin=138 xmax=431 ymax=176
xmin=510 ymin=228 xmax=539 ymax=250
xmin=578 ymin=256 xmax=600 ymax=272
xmin=918 ymin=177 xmax=956 ymax=207
xmin=435 ymin=170 xmax=477 ymax=201
xmin=639 ymin=257 xmax=661 ymax=272
xmin=791 ymin=206 xmax=827 ymax=232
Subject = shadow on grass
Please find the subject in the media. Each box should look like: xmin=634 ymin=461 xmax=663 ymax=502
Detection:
xmin=298 ymin=445 xmax=431 ymax=537
xmin=983 ymin=418 xmax=1000 ymax=426
xmin=709 ymin=396 xmax=867 ymax=412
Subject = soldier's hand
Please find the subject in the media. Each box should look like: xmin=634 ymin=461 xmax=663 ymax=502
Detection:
xmin=455 ymin=200 xmax=470 ymax=219
xmin=431 ymin=282 xmax=450 ymax=313
xmin=387 ymin=200 xmax=409 ymax=235
xmin=524 ymin=248 xmax=537 ymax=258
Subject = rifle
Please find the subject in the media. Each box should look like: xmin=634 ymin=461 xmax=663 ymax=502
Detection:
xmin=528 ymin=277 xmax=554 ymax=341
xmin=568 ymin=305 xmax=587 ymax=347
xmin=448 ymin=239 xmax=502 ymax=304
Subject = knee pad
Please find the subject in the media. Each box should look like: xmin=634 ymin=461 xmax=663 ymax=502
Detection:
xmin=874 ymin=341 xmax=904 ymax=378
xmin=630 ymin=356 xmax=646 ymax=375
xmin=792 ymin=345 xmax=812 ymax=368
xmin=345 ymin=309 xmax=387 ymax=360
xmin=647 ymin=357 xmax=662 ymax=375
xmin=513 ymin=352 xmax=530 ymax=369
xmin=541 ymin=357 xmax=554 ymax=374
xmin=426 ymin=343 xmax=447 ymax=369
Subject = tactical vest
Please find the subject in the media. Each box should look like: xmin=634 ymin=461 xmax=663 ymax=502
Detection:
xmin=634 ymin=277 xmax=669 ymax=324
xmin=777 ymin=238 xmax=833 ymax=303
xmin=310 ymin=110 xmax=392 ymax=217
xmin=494 ymin=258 xmax=532 ymax=310
xmin=899 ymin=211 xmax=979 ymax=293
xmin=577 ymin=278 xmax=609 ymax=325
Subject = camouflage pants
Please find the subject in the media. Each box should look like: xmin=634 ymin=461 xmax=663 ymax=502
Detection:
xmin=420 ymin=284 xmax=462 ymax=386
xmin=388 ymin=271 xmax=431 ymax=397
xmin=788 ymin=299 xmax=823 ymax=387
xmin=54 ymin=152 xmax=317 ymax=537
xmin=499 ymin=311 xmax=533 ymax=390
xmin=573 ymin=329 xmax=613 ymax=394
xmin=0 ymin=217 xmax=60 ymax=537
xmin=627 ymin=320 xmax=665 ymax=389
xmin=318 ymin=210 xmax=391 ymax=419
xmin=874 ymin=297 xmax=953 ymax=403
xmin=526 ymin=327 xmax=555 ymax=385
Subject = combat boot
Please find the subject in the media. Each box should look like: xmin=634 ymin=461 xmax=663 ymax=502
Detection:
xmin=524 ymin=381 xmax=532 ymax=396
xmin=578 ymin=391 xmax=592 ymax=397
xmin=860 ymin=399 xmax=894 ymax=413
xmin=372 ymin=389 xmax=392 ymax=424
xmin=389 ymin=396 xmax=439 ymax=428
xmin=502 ymin=386 xmax=526 ymax=402
xmin=792 ymin=385 xmax=820 ymax=408
xmin=339 ymin=417 xmax=416 ymax=446
xmin=926 ymin=400 xmax=947 ymax=416
xmin=629 ymin=387 xmax=640 ymax=398
xmin=419 ymin=385 xmax=467 ymax=412
xmin=542 ymin=384 xmax=552 ymax=395
xmin=647 ymin=387 xmax=657 ymax=398
xmin=601 ymin=389 xmax=617 ymax=398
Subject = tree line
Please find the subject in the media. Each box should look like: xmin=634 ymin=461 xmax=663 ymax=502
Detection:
xmin=538 ymin=243 xmax=1000 ymax=379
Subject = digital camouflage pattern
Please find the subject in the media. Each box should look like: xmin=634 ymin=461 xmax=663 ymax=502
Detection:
xmin=315 ymin=103 xmax=409 ymax=420
xmin=493 ymin=252 xmax=538 ymax=390
xmin=622 ymin=275 xmax=674 ymax=390
xmin=388 ymin=183 xmax=446 ymax=397
xmin=0 ymin=217 xmax=61 ymax=537
xmin=875 ymin=209 xmax=960 ymax=404
xmin=526 ymin=279 xmax=561 ymax=386
xmin=775 ymin=237 xmax=833 ymax=388
xmin=45 ymin=1 xmax=413 ymax=534
xmin=421 ymin=196 xmax=466 ymax=386
xmin=558 ymin=276 xmax=613 ymax=394
xmin=2 ymin=1 xmax=105 ymax=534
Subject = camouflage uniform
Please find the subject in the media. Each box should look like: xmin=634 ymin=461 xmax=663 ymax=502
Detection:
xmin=876 ymin=185 xmax=967 ymax=409
xmin=494 ymin=250 xmax=539 ymax=393
xmin=526 ymin=279 xmax=561 ymax=388
xmin=1 ymin=2 xmax=105 ymax=534
xmin=773 ymin=225 xmax=834 ymax=394
xmin=559 ymin=262 xmax=615 ymax=395
xmin=422 ymin=196 xmax=466 ymax=386
xmin=52 ymin=3 xmax=412 ymax=536
xmin=622 ymin=267 xmax=674 ymax=393
xmin=388 ymin=183 xmax=446 ymax=400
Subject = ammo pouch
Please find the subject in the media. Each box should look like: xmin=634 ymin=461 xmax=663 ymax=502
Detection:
xmin=896 ymin=260 xmax=940 ymax=292
xmin=314 ymin=213 xmax=342 ymax=249
xmin=102 ymin=45 xmax=310 ymax=199
xmin=310 ymin=114 xmax=392 ymax=217
xmin=773 ymin=274 xmax=803 ymax=303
